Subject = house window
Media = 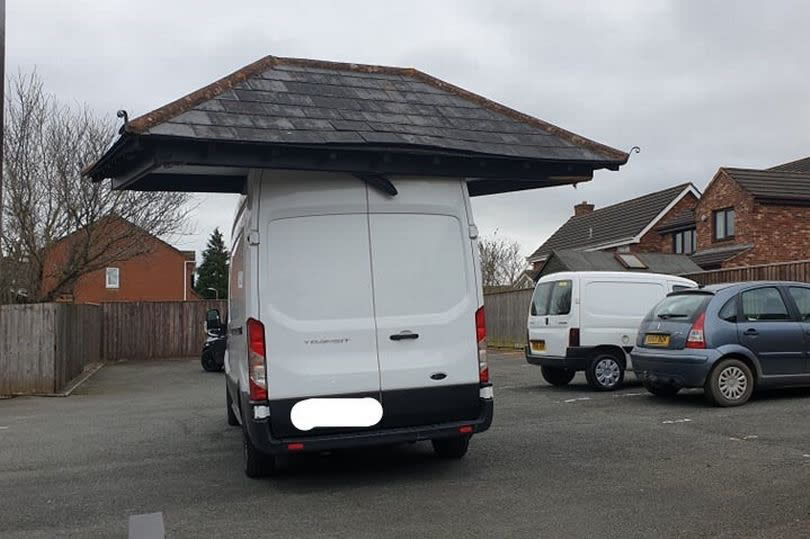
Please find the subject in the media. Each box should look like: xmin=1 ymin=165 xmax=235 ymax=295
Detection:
xmin=106 ymin=267 xmax=120 ymax=289
xmin=673 ymin=228 xmax=696 ymax=254
xmin=714 ymin=208 xmax=735 ymax=240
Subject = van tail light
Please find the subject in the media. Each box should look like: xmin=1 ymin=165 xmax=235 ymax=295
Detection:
xmin=569 ymin=328 xmax=580 ymax=348
xmin=686 ymin=311 xmax=706 ymax=349
xmin=476 ymin=306 xmax=489 ymax=385
xmin=247 ymin=318 xmax=268 ymax=401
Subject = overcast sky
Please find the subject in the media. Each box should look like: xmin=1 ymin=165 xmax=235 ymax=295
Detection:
xmin=8 ymin=1 xmax=809 ymax=259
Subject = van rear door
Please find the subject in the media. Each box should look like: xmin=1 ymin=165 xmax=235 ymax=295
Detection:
xmin=367 ymin=178 xmax=481 ymax=428
xmin=528 ymin=278 xmax=576 ymax=357
xmin=260 ymin=176 xmax=381 ymax=438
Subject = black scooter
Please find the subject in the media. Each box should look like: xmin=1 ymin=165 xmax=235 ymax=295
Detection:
xmin=201 ymin=308 xmax=226 ymax=372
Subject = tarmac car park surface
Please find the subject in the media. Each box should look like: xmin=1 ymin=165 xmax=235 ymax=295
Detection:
xmin=2 ymin=352 xmax=810 ymax=538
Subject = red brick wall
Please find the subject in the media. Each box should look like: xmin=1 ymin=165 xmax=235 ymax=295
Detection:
xmin=694 ymin=169 xmax=810 ymax=267
xmin=632 ymin=191 xmax=699 ymax=253
xmin=41 ymin=220 xmax=198 ymax=303
xmin=736 ymin=204 xmax=810 ymax=265
xmin=70 ymin=240 xmax=197 ymax=303
xmin=695 ymin=170 xmax=755 ymax=261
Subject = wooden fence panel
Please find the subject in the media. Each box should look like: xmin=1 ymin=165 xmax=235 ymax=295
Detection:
xmin=681 ymin=260 xmax=810 ymax=286
xmin=483 ymin=288 xmax=533 ymax=348
xmin=0 ymin=303 xmax=101 ymax=394
xmin=101 ymin=300 xmax=227 ymax=360
xmin=0 ymin=304 xmax=57 ymax=394
xmin=53 ymin=304 xmax=103 ymax=390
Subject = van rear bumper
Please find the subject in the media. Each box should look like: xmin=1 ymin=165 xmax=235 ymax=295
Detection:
xmin=524 ymin=347 xmax=591 ymax=370
xmin=245 ymin=397 xmax=493 ymax=455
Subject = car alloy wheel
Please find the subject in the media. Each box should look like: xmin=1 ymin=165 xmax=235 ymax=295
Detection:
xmin=717 ymin=365 xmax=748 ymax=401
xmin=595 ymin=358 xmax=621 ymax=387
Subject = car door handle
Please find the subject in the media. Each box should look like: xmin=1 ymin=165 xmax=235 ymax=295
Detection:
xmin=390 ymin=331 xmax=419 ymax=341
xmin=229 ymin=326 xmax=243 ymax=336
xmin=743 ymin=328 xmax=759 ymax=336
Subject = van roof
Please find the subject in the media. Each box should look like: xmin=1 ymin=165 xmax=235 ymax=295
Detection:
xmin=537 ymin=271 xmax=696 ymax=283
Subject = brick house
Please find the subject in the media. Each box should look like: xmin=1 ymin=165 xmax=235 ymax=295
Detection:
xmin=526 ymin=183 xmax=701 ymax=276
xmin=41 ymin=217 xmax=198 ymax=303
xmin=691 ymin=156 xmax=810 ymax=269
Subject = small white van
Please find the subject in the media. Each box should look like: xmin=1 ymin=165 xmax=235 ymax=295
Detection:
xmin=525 ymin=271 xmax=696 ymax=390
xmin=217 ymin=171 xmax=493 ymax=477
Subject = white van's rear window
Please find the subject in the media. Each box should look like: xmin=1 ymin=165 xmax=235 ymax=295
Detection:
xmin=532 ymin=280 xmax=572 ymax=316
xmin=266 ymin=215 xmax=375 ymax=321
xmin=369 ymin=214 xmax=468 ymax=317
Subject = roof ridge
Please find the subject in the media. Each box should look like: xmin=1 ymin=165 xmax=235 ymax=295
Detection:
xmin=722 ymin=166 xmax=810 ymax=176
xmin=127 ymin=55 xmax=280 ymax=133
xmin=567 ymin=182 xmax=693 ymax=220
xmin=407 ymin=69 xmax=627 ymax=162
xmin=125 ymin=55 xmax=627 ymax=162
xmin=768 ymin=156 xmax=810 ymax=172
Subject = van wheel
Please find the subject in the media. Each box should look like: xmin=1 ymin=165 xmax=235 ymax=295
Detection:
xmin=432 ymin=437 xmax=470 ymax=459
xmin=705 ymin=358 xmax=753 ymax=407
xmin=243 ymin=429 xmax=277 ymax=478
xmin=642 ymin=378 xmax=681 ymax=398
xmin=226 ymin=386 xmax=239 ymax=427
xmin=585 ymin=353 xmax=625 ymax=391
xmin=541 ymin=366 xmax=576 ymax=386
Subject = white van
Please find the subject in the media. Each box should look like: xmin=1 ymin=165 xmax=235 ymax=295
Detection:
xmin=525 ymin=271 xmax=696 ymax=390
xmin=216 ymin=171 xmax=493 ymax=477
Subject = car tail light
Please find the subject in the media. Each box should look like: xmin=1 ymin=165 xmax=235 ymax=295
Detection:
xmin=287 ymin=443 xmax=304 ymax=452
xmin=458 ymin=425 xmax=473 ymax=434
xmin=247 ymin=318 xmax=268 ymax=401
xmin=569 ymin=327 xmax=580 ymax=348
xmin=686 ymin=311 xmax=706 ymax=349
xmin=476 ymin=306 xmax=489 ymax=384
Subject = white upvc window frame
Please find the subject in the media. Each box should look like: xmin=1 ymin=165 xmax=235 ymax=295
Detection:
xmin=106 ymin=267 xmax=120 ymax=289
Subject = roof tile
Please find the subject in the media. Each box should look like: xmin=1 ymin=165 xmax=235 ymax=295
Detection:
xmin=529 ymin=184 xmax=694 ymax=261
xmin=120 ymin=55 xmax=627 ymax=165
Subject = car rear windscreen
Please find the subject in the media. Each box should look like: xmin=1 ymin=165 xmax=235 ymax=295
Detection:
xmin=647 ymin=294 xmax=710 ymax=322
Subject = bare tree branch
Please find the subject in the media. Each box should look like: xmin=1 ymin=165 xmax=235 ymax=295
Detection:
xmin=479 ymin=231 xmax=526 ymax=288
xmin=1 ymin=70 xmax=195 ymax=303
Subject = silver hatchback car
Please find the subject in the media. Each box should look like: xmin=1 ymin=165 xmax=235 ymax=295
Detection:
xmin=632 ymin=282 xmax=810 ymax=406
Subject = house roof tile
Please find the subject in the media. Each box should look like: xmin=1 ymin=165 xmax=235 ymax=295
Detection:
xmin=690 ymin=243 xmax=753 ymax=268
xmin=528 ymin=183 xmax=695 ymax=261
xmin=769 ymin=156 xmax=810 ymax=174
xmin=542 ymin=249 xmax=702 ymax=275
xmin=723 ymin=162 xmax=810 ymax=203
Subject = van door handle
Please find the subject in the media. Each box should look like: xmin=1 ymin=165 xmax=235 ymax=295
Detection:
xmin=390 ymin=331 xmax=419 ymax=341
xmin=743 ymin=328 xmax=759 ymax=336
xmin=230 ymin=326 xmax=243 ymax=336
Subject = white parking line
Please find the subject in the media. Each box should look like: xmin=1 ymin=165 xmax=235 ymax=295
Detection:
xmin=563 ymin=397 xmax=592 ymax=403
xmin=129 ymin=512 xmax=165 ymax=539
xmin=661 ymin=418 xmax=692 ymax=424
xmin=0 ymin=426 xmax=8 ymax=430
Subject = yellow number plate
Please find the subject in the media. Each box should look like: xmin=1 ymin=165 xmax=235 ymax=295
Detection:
xmin=530 ymin=340 xmax=546 ymax=353
xmin=644 ymin=334 xmax=670 ymax=347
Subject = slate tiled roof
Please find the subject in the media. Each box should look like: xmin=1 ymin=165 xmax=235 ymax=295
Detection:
xmin=769 ymin=156 xmax=810 ymax=174
xmin=528 ymin=183 xmax=695 ymax=261
xmin=540 ymin=249 xmax=702 ymax=276
xmin=123 ymin=55 xmax=627 ymax=163
xmin=722 ymin=166 xmax=810 ymax=203
xmin=690 ymin=243 xmax=753 ymax=269
xmin=655 ymin=209 xmax=695 ymax=232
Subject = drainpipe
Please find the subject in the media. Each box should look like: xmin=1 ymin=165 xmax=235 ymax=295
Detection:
xmin=184 ymin=260 xmax=195 ymax=301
